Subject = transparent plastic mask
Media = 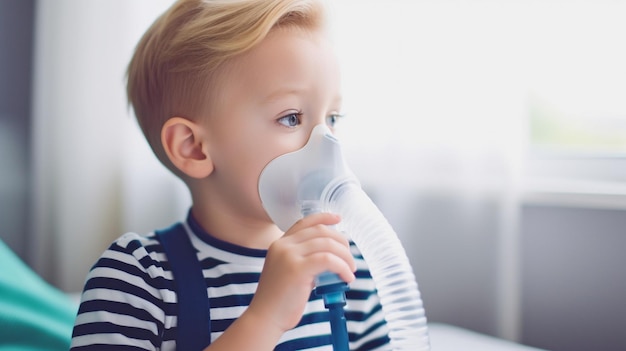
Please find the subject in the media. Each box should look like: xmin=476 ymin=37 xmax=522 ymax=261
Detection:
xmin=258 ymin=124 xmax=356 ymax=231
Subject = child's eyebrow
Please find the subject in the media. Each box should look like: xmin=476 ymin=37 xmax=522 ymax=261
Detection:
xmin=260 ymin=87 xmax=343 ymax=108
xmin=261 ymin=86 xmax=306 ymax=103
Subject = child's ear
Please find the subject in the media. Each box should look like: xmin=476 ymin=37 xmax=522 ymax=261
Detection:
xmin=161 ymin=117 xmax=214 ymax=179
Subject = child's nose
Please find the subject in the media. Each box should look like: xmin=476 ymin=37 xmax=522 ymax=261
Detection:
xmin=312 ymin=114 xmax=332 ymax=131
xmin=313 ymin=114 xmax=326 ymax=126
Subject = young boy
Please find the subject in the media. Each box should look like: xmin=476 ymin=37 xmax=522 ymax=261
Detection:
xmin=70 ymin=0 xmax=390 ymax=350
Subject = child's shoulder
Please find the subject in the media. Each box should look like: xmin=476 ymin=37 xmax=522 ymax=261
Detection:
xmin=106 ymin=231 xmax=164 ymax=262
xmin=74 ymin=231 xmax=178 ymax=347
xmin=114 ymin=231 xmax=162 ymax=255
xmin=88 ymin=231 xmax=172 ymax=289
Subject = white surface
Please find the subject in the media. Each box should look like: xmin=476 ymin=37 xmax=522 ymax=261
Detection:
xmin=428 ymin=323 xmax=548 ymax=351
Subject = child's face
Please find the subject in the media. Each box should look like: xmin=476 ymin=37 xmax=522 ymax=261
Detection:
xmin=204 ymin=27 xmax=342 ymax=226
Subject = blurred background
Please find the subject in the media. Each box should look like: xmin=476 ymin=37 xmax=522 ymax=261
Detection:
xmin=1 ymin=1 xmax=625 ymax=350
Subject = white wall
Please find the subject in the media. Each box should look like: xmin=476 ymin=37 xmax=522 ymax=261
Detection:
xmin=29 ymin=0 xmax=186 ymax=290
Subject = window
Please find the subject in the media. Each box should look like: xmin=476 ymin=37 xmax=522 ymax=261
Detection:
xmin=523 ymin=1 xmax=626 ymax=196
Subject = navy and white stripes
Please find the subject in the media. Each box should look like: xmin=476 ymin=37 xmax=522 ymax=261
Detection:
xmin=71 ymin=216 xmax=390 ymax=350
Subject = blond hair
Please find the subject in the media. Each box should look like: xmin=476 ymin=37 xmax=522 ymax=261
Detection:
xmin=127 ymin=0 xmax=325 ymax=174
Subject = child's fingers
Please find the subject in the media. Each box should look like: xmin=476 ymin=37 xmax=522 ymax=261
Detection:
xmin=285 ymin=222 xmax=349 ymax=246
xmin=283 ymin=212 xmax=348 ymax=248
xmin=298 ymin=236 xmax=356 ymax=272
xmin=305 ymin=252 xmax=356 ymax=283
xmin=285 ymin=212 xmax=341 ymax=235
xmin=270 ymin=229 xmax=355 ymax=273
xmin=270 ymin=211 xmax=356 ymax=282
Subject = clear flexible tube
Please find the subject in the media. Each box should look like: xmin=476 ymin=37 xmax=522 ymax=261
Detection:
xmin=323 ymin=180 xmax=430 ymax=350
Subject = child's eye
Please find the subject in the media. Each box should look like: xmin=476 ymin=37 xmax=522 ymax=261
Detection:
xmin=326 ymin=113 xmax=344 ymax=129
xmin=277 ymin=112 xmax=302 ymax=128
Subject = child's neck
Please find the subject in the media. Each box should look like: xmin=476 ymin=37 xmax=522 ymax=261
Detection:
xmin=189 ymin=202 xmax=283 ymax=250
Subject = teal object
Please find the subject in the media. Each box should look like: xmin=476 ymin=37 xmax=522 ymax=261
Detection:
xmin=0 ymin=240 xmax=78 ymax=351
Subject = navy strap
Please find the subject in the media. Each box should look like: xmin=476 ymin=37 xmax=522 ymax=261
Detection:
xmin=156 ymin=223 xmax=211 ymax=350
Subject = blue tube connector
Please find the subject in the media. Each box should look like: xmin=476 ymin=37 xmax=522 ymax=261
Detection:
xmin=314 ymin=276 xmax=350 ymax=351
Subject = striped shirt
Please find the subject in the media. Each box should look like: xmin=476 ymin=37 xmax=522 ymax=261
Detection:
xmin=70 ymin=213 xmax=390 ymax=350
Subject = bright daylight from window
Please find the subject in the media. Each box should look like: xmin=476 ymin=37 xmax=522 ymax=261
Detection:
xmin=329 ymin=1 xmax=626 ymax=198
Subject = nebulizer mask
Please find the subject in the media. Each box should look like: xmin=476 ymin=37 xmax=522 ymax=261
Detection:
xmin=258 ymin=124 xmax=430 ymax=350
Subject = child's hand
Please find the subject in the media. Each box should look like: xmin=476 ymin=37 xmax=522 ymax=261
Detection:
xmin=247 ymin=212 xmax=356 ymax=334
